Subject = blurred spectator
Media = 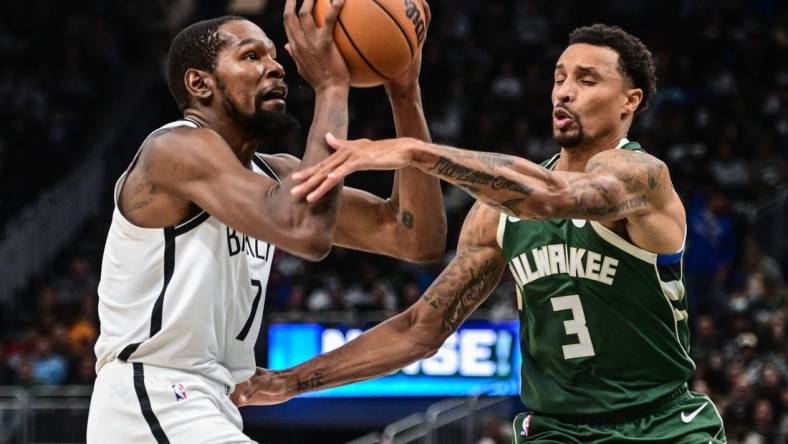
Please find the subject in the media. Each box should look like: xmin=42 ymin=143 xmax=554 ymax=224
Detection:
xmin=744 ymin=399 xmax=778 ymax=444
xmin=685 ymin=192 xmax=737 ymax=315
xmin=31 ymin=336 xmax=67 ymax=385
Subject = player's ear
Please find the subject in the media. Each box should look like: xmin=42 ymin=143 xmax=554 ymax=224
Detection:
xmin=184 ymin=68 xmax=214 ymax=104
xmin=623 ymin=88 xmax=643 ymax=115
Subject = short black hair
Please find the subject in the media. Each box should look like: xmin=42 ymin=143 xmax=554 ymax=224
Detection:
xmin=166 ymin=15 xmax=247 ymax=111
xmin=569 ymin=24 xmax=657 ymax=113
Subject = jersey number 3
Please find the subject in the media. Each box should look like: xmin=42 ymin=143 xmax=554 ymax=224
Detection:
xmin=236 ymin=279 xmax=263 ymax=341
xmin=550 ymin=295 xmax=596 ymax=359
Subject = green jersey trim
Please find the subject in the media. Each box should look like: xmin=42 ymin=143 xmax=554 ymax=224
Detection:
xmin=653 ymin=257 xmax=697 ymax=371
xmin=589 ymin=221 xmax=660 ymax=263
xmin=497 ymin=212 xmax=507 ymax=248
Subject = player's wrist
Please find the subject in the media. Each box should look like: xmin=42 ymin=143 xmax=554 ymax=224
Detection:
xmin=407 ymin=139 xmax=436 ymax=169
xmin=402 ymin=138 xmax=428 ymax=167
xmin=313 ymin=82 xmax=350 ymax=98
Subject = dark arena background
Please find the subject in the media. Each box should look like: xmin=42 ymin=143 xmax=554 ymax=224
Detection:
xmin=1 ymin=0 xmax=787 ymax=443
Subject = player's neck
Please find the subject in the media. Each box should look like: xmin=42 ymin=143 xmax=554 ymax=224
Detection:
xmin=556 ymin=131 xmax=627 ymax=172
xmin=184 ymin=111 xmax=259 ymax=166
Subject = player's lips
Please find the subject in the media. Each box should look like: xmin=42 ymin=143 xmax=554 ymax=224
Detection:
xmin=258 ymin=85 xmax=288 ymax=110
xmin=260 ymin=85 xmax=288 ymax=103
xmin=553 ymin=107 xmax=576 ymax=130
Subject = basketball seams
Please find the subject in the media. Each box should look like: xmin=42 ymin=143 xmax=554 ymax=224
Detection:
xmin=336 ymin=16 xmax=388 ymax=81
xmin=369 ymin=0 xmax=415 ymax=59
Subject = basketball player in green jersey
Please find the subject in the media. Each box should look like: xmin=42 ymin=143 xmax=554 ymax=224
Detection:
xmin=234 ymin=24 xmax=726 ymax=442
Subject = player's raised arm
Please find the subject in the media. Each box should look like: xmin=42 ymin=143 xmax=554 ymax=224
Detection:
xmin=231 ymin=202 xmax=505 ymax=405
xmin=332 ymin=1 xmax=445 ymax=263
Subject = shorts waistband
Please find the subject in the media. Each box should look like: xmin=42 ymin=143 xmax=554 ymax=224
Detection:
xmin=532 ymin=384 xmax=689 ymax=426
xmin=95 ymin=354 xmax=235 ymax=397
xmin=95 ymin=351 xmax=118 ymax=375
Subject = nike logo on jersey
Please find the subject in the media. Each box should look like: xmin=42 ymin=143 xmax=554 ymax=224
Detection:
xmin=680 ymin=402 xmax=707 ymax=423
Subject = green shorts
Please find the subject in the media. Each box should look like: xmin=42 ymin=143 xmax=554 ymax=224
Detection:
xmin=512 ymin=391 xmax=725 ymax=443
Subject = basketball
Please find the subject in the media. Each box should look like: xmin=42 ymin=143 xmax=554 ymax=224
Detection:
xmin=314 ymin=0 xmax=427 ymax=87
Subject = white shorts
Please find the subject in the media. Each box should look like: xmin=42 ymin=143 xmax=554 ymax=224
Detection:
xmin=87 ymin=359 xmax=256 ymax=444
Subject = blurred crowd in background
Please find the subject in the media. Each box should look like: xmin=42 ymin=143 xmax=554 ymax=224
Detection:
xmin=1 ymin=0 xmax=787 ymax=442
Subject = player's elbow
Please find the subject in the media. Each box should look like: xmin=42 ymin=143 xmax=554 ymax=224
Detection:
xmin=519 ymin=193 xmax=566 ymax=220
xmin=301 ymin=232 xmax=333 ymax=262
xmin=289 ymin=227 xmax=333 ymax=261
xmin=405 ymin=237 xmax=446 ymax=264
xmin=526 ymin=179 xmax=576 ymax=219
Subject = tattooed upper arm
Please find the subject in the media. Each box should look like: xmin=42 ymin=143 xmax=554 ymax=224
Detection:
xmin=551 ymin=149 xmax=673 ymax=222
xmin=414 ymin=202 xmax=506 ymax=338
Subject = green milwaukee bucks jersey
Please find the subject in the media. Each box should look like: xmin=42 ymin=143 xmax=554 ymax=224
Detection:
xmin=498 ymin=141 xmax=694 ymax=415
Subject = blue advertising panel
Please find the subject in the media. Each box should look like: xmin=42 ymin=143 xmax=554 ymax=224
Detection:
xmin=267 ymin=320 xmax=522 ymax=397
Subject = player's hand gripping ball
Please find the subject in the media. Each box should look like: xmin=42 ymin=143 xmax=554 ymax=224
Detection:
xmin=313 ymin=0 xmax=428 ymax=87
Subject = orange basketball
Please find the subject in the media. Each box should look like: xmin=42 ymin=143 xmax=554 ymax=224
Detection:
xmin=314 ymin=0 xmax=427 ymax=87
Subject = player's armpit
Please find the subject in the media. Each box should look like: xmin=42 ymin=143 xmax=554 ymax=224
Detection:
xmin=144 ymin=128 xmax=334 ymax=261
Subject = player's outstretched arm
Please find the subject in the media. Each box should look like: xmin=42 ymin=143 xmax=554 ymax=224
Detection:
xmin=292 ymin=138 xmax=679 ymax=223
xmin=231 ymin=202 xmax=505 ymax=406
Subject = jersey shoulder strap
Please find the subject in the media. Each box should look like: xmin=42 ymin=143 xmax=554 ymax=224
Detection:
xmin=252 ymin=153 xmax=282 ymax=183
xmin=541 ymin=153 xmax=560 ymax=169
xmin=620 ymin=140 xmax=646 ymax=153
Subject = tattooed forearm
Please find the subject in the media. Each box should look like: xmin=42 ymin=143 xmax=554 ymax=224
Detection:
xmin=423 ymin=257 xmax=505 ymax=334
xmin=441 ymin=259 xmax=503 ymax=333
xmin=478 ymin=152 xmax=515 ymax=169
xmin=429 ymin=157 xmax=534 ymax=196
xmin=487 ymin=198 xmax=526 ymax=215
xmin=295 ymin=371 xmax=324 ymax=394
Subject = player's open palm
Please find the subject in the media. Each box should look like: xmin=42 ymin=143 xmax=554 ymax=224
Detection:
xmin=291 ymin=133 xmax=413 ymax=202
xmin=283 ymin=0 xmax=349 ymax=91
xmin=231 ymin=368 xmax=292 ymax=407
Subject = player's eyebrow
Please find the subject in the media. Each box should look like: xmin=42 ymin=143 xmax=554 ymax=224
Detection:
xmin=238 ymin=38 xmax=268 ymax=47
xmin=576 ymin=65 xmax=600 ymax=75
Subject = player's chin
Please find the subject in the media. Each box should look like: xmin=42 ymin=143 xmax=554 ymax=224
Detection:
xmin=259 ymin=99 xmax=287 ymax=113
xmin=552 ymin=126 xmax=575 ymax=139
xmin=553 ymin=127 xmax=583 ymax=147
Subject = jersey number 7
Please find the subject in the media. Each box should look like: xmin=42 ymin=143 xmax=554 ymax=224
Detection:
xmin=236 ymin=279 xmax=263 ymax=341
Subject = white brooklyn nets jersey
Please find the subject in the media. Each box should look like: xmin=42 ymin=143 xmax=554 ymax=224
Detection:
xmin=95 ymin=118 xmax=278 ymax=388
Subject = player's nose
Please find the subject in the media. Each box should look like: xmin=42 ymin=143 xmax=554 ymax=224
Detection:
xmin=554 ymin=81 xmax=576 ymax=104
xmin=265 ymin=58 xmax=285 ymax=80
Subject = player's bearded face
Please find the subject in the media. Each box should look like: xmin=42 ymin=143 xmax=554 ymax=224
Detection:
xmin=217 ymin=76 xmax=299 ymax=138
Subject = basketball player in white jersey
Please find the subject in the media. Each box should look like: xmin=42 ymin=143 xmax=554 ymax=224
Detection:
xmin=86 ymin=0 xmax=444 ymax=442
